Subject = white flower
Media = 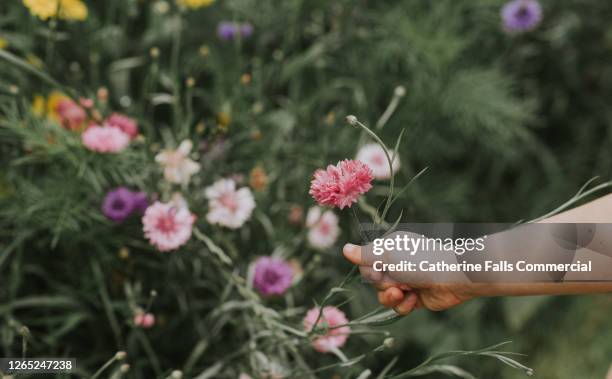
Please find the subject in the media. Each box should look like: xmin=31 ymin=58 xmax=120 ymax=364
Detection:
xmin=155 ymin=140 xmax=201 ymax=185
xmin=306 ymin=207 xmax=340 ymax=250
xmin=205 ymin=178 xmax=256 ymax=229
xmin=356 ymin=143 xmax=400 ymax=180
xmin=170 ymin=192 xmax=189 ymax=210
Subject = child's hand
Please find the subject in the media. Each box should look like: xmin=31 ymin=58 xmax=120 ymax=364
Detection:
xmin=343 ymin=244 xmax=474 ymax=314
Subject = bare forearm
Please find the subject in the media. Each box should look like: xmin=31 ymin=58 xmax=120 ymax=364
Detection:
xmin=470 ymin=282 xmax=612 ymax=297
xmin=473 ymin=194 xmax=612 ymax=297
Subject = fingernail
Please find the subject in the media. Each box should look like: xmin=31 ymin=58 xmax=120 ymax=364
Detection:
xmin=344 ymin=243 xmax=359 ymax=252
xmin=343 ymin=244 xmax=360 ymax=262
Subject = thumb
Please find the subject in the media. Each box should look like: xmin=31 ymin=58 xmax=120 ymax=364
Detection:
xmin=342 ymin=243 xmax=362 ymax=265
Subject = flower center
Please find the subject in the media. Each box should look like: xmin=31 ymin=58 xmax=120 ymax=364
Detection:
xmin=156 ymin=211 xmax=177 ymax=233
xmin=166 ymin=151 xmax=184 ymax=166
xmin=264 ymin=269 xmax=280 ymax=284
xmin=318 ymin=221 xmax=330 ymax=235
xmin=219 ymin=193 xmax=238 ymax=212
xmin=516 ymin=5 xmax=529 ymax=18
xmin=112 ymin=198 xmax=126 ymax=210
xmin=371 ymin=154 xmax=385 ymax=166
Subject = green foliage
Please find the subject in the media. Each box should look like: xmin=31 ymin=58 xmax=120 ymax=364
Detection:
xmin=1 ymin=0 xmax=611 ymax=378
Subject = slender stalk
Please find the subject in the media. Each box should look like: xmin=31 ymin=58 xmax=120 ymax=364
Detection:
xmin=328 ymin=346 xmax=348 ymax=362
xmin=0 ymin=49 xmax=70 ymax=96
xmin=90 ymin=352 xmax=126 ymax=379
xmin=375 ymin=86 xmax=405 ymax=131
xmin=528 ymin=181 xmax=612 ymax=223
xmin=20 ymin=326 xmax=29 ymax=358
xmin=171 ymin=13 xmax=184 ymax=131
xmin=347 ymin=116 xmax=395 ymax=223
xmin=45 ymin=3 xmax=60 ymax=66
xmin=307 ymin=265 xmax=358 ymax=337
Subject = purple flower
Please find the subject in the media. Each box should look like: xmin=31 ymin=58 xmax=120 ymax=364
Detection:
xmin=102 ymin=187 xmax=148 ymax=223
xmin=217 ymin=21 xmax=237 ymax=41
xmin=240 ymin=22 xmax=254 ymax=38
xmin=501 ymin=0 xmax=542 ymax=32
xmin=217 ymin=21 xmax=254 ymax=41
xmin=132 ymin=191 xmax=149 ymax=213
xmin=253 ymin=257 xmax=293 ymax=296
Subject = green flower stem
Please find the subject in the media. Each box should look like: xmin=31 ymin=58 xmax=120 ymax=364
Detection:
xmin=347 ymin=116 xmax=395 ymax=224
xmin=90 ymin=352 xmax=126 ymax=379
xmin=375 ymin=86 xmax=405 ymax=131
xmin=171 ymin=12 xmax=184 ymax=132
xmin=0 ymin=49 xmax=72 ymax=98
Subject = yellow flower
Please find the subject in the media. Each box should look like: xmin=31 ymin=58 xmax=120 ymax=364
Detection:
xmin=22 ymin=0 xmax=56 ymax=20
xmin=46 ymin=91 xmax=70 ymax=121
xmin=0 ymin=38 xmax=7 ymax=49
xmin=22 ymin=0 xmax=87 ymax=21
xmin=32 ymin=95 xmax=45 ymax=116
xmin=176 ymin=0 xmax=215 ymax=9
xmin=58 ymin=0 xmax=87 ymax=21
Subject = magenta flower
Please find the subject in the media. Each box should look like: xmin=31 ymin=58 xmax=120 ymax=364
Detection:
xmin=131 ymin=191 xmax=149 ymax=213
xmin=501 ymin=0 xmax=542 ymax=32
xmin=102 ymin=187 xmax=148 ymax=223
xmin=309 ymin=159 xmax=373 ymax=209
xmin=303 ymin=306 xmax=350 ymax=353
xmin=253 ymin=257 xmax=293 ymax=296
xmin=106 ymin=113 xmax=139 ymax=139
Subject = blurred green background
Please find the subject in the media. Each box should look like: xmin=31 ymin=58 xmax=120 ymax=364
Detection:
xmin=2 ymin=0 xmax=612 ymax=378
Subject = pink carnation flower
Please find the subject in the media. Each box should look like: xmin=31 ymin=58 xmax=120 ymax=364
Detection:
xmin=82 ymin=125 xmax=130 ymax=153
xmin=56 ymin=98 xmax=87 ymax=130
xmin=106 ymin=113 xmax=139 ymax=139
xmin=303 ymin=306 xmax=350 ymax=353
xmin=133 ymin=312 xmax=155 ymax=328
xmin=309 ymin=159 xmax=373 ymax=209
xmin=142 ymin=200 xmax=195 ymax=252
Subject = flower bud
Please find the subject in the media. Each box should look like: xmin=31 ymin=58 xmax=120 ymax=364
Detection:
xmin=383 ymin=337 xmax=394 ymax=349
xmin=345 ymin=115 xmax=358 ymax=127
xmin=394 ymin=85 xmax=406 ymax=97
xmin=19 ymin=326 xmax=30 ymax=337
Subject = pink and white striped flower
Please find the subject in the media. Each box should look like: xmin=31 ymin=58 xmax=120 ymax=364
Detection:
xmin=303 ymin=306 xmax=350 ymax=353
xmin=82 ymin=125 xmax=130 ymax=153
xmin=356 ymin=143 xmax=400 ymax=180
xmin=305 ymin=207 xmax=340 ymax=250
xmin=205 ymin=178 xmax=255 ymax=229
xmin=142 ymin=199 xmax=195 ymax=252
